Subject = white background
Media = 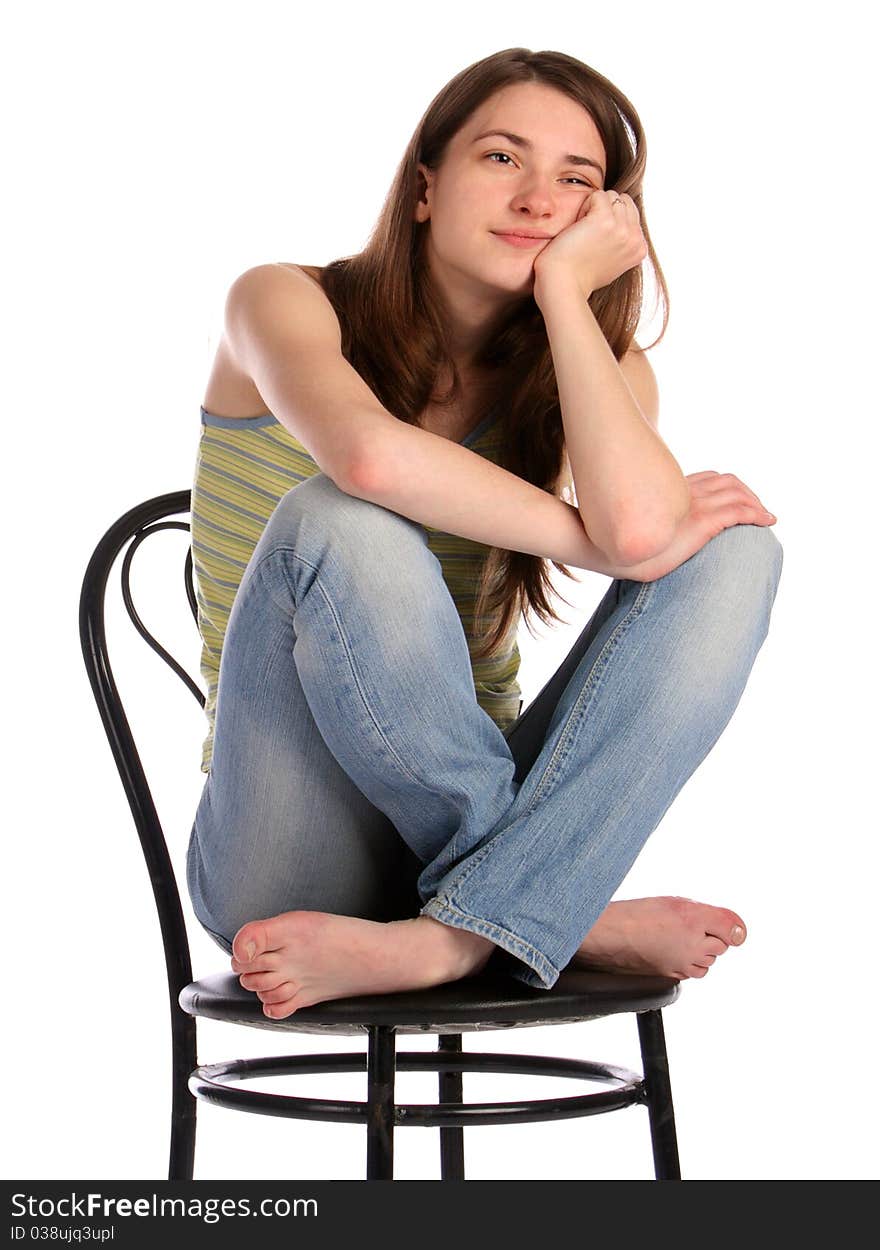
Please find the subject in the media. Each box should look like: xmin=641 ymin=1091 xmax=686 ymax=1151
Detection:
xmin=4 ymin=0 xmax=877 ymax=1182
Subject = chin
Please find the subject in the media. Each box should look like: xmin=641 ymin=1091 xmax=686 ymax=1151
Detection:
xmin=454 ymin=252 xmax=536 ymax=304
xmin=498 ymin=267 xmax=536 ymax=295
xmin=484 ymin=256 xmax=535 ymax=286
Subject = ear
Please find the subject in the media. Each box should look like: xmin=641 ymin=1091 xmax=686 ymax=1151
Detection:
xmin=414 ymin=162 xmax=434 ymax=223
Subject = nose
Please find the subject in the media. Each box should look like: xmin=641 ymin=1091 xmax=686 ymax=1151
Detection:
xmin=509 ymin=175 xmax=556 ymax=218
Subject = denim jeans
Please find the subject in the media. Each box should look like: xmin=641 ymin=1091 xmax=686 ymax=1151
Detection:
xmin=186 ymin=472 xmax=783 ymax=989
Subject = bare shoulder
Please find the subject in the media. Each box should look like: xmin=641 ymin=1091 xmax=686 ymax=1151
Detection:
xmin=274 ymin=261 xmax=326 ymax=291
xmin=203 ymin=265 xmax=332 ymax=417
xmin=225 ymin=262 xmax=341 ymax=350
xmin=216 ymin=259 xmax=393 ymax=486
xmin=229 ymin=261 xmax=328 ymax=305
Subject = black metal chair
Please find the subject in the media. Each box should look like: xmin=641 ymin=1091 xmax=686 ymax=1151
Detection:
xmin=79 ymin=490 xmax=683 ymax=1181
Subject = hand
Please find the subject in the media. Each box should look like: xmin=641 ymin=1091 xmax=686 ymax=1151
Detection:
xmin=533 ymin=189 xmax=648 ymax=299
xmin=612 ymin=471 xmax=778 ymax=583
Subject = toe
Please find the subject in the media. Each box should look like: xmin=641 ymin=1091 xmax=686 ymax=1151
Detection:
xmin=705 ymin=909 xmax=747 ymax=947
xmin=232 ymin=920 xmax=270 ymax=965
xmin=239 ymin=969 xmax=286 ymax=992
xmin=231 ymin=952 xmax=279 ymax=975
xmin=257 ymin=981 xmax=298 ymax=1005
xmin=704 ymin=936 xmax=729 ymax=957
xmin=688 ymin=964 xmax=710 ymax=978
xmin=263 ymin=993 xmax=300 ymax=1020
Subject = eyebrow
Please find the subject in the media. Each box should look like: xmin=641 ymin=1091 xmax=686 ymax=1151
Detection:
xmin=471 ymin=129 xmax=606 ymax=179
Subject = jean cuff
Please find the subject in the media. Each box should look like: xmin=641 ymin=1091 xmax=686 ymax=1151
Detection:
xmin=420 ymin=895 xmax=559 ymax=990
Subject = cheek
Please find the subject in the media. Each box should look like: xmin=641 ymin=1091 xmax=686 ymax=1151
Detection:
xmin=438 ymin=173 xmax=485 ymax=213
xmin=434 ymin=192 xmax=484 ymax=248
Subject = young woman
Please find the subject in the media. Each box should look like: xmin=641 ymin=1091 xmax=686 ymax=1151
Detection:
xmin=186 ymin=47 xmax=782 ymax=1020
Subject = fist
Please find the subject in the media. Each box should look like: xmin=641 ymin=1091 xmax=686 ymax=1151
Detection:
xmin=533 ymin=189 xmax=648 ymax=296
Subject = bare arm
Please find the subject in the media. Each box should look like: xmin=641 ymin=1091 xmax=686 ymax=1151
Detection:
xmin=223 ymin=263 xmax=391 ymax=486
xmin=352 ymin=337 xmax=667 ymax=577
xmin=223 ymin=262 xmax=634 ymax=577
xmin=533 ymin=269 xmax=691 ymax=565
xmin=350 ymin=424 xmax=621 ymax=575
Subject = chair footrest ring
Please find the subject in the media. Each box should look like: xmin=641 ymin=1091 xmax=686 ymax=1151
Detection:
xmin=188 ymin=1050 xmax=646 ymax=1127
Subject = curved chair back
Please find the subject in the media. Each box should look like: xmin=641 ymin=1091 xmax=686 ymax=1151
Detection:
xmin=79 ymin=490 xmax=201 ymax=1125
xmin=79 ymin=490 xmax=684 ymax=1183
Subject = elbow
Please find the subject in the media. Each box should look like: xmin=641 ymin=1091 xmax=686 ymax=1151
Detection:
xmin=337 ymin=444 xmax=386 ymax=501
xmin=312 ymin=456 xmax=363 ymax=498
xmin=611 ymin=527 xmax=676 ymax=567
xmin=601 ymin=514 xmax=682 ymax=567
xmin=598 ymin=485 xmax=691 ymax=567
xmin=337 ymin=421 xmax=410 ymax=501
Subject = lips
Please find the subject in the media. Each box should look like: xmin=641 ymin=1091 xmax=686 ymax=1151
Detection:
xmin=492 ymin=231 xmax=551 ymax=249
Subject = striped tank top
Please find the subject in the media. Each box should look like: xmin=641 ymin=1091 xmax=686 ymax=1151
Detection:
xmin=190 ymin=404 xmax=523 ymax=774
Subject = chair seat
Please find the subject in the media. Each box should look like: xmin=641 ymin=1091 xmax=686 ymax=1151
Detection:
xmin=179 ymin=966 xmax=680 ymax=1036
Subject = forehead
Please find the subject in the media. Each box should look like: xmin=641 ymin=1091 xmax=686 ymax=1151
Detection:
xmin=459 ymin=81 xmax=606 ymax=163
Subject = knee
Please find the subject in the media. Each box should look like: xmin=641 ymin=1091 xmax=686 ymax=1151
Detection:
xmin=711 ymin=520 xmax=783 ymax=576
xmin=699 ymin=522 xmax=784 ymax=607
xmin=272 ymin=472 xmax=357 ymax=528
xmin=266 ymin=472 xmax=426 ymax=556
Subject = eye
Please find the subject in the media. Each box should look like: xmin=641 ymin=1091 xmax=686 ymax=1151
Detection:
xmin=484 ymin=152 xmax=594 ymax=187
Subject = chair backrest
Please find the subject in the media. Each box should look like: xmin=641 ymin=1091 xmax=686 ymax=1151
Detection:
xmin=79 ymin=489 xmax=202 ymax=1009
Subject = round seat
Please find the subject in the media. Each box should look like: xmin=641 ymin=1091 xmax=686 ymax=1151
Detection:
xmin=179 ymin=966 xmax=680 ymax=1035
xmin=178 ymin=967 xmax=683 ymax=1162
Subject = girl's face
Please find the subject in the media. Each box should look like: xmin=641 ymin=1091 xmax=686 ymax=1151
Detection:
xmin=415 ymin=81 xmax=607 ymax=310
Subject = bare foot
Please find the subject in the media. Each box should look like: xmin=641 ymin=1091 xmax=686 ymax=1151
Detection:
xmin=570 ymin=896 xmax=747 ymax=981
xmin=230 ymin=911 xmax=496 ymax=1019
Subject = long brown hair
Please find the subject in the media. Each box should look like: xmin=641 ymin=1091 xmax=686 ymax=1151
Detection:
xmin=318 ymin=47 xmax=669 ymax=659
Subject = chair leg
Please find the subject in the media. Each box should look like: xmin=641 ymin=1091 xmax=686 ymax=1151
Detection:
xmin=168 ymin=1010 xmax=197 ymax=1180
xmin=438 ymin=1033 xmax=465 ymax=1181
xmin=636 ymin=1009 xmax=681 ymax=1180
xmin=366 ymin=1026 xmax=396 ymax=1180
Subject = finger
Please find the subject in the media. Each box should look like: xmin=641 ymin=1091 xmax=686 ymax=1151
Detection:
xmin=716 ymin=472 xmax=766 ymax=510
xmin=688 ymin=472 xmax=735 ymax=498
xmin=687 ymin=472 xmax=776 ymax=521
xmin=697 ymin=481 xmax=766 ymax=508
xmin=611 ymin=191 xmax=636 ymax=214
xmin=686 ymin=470 xmax=723 ymax=483
xmin=693 ymin=472 xmax=771 ymax=512
xmin=731 ymin=478 xmax=775 ymax=514
xmin=707 ymin=491 xmax=777 ymax=525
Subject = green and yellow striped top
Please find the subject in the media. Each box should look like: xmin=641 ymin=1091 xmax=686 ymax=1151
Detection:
xmin=191 ymin=405 xmax=523 ymax=774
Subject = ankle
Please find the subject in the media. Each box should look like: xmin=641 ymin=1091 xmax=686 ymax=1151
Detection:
xmin=400 ymin=915 xmax=495 ymax=980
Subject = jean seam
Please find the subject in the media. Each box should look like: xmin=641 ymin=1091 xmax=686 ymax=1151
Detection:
xmin=421 ymin=895 xmax=558 ymax=989
xmin=522 ymin=577 xmax=655 ymax=816
xmin=431 ymin=578 xmax=655 ymax=910
xmin=253 ymin=547 xmax=439 ymax=792
xmin=431 ymin=840 xmax=494 ymax=897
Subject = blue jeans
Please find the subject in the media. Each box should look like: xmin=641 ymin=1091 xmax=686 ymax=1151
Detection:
xmin=186 ymin=473 xmax=783 ymax=989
